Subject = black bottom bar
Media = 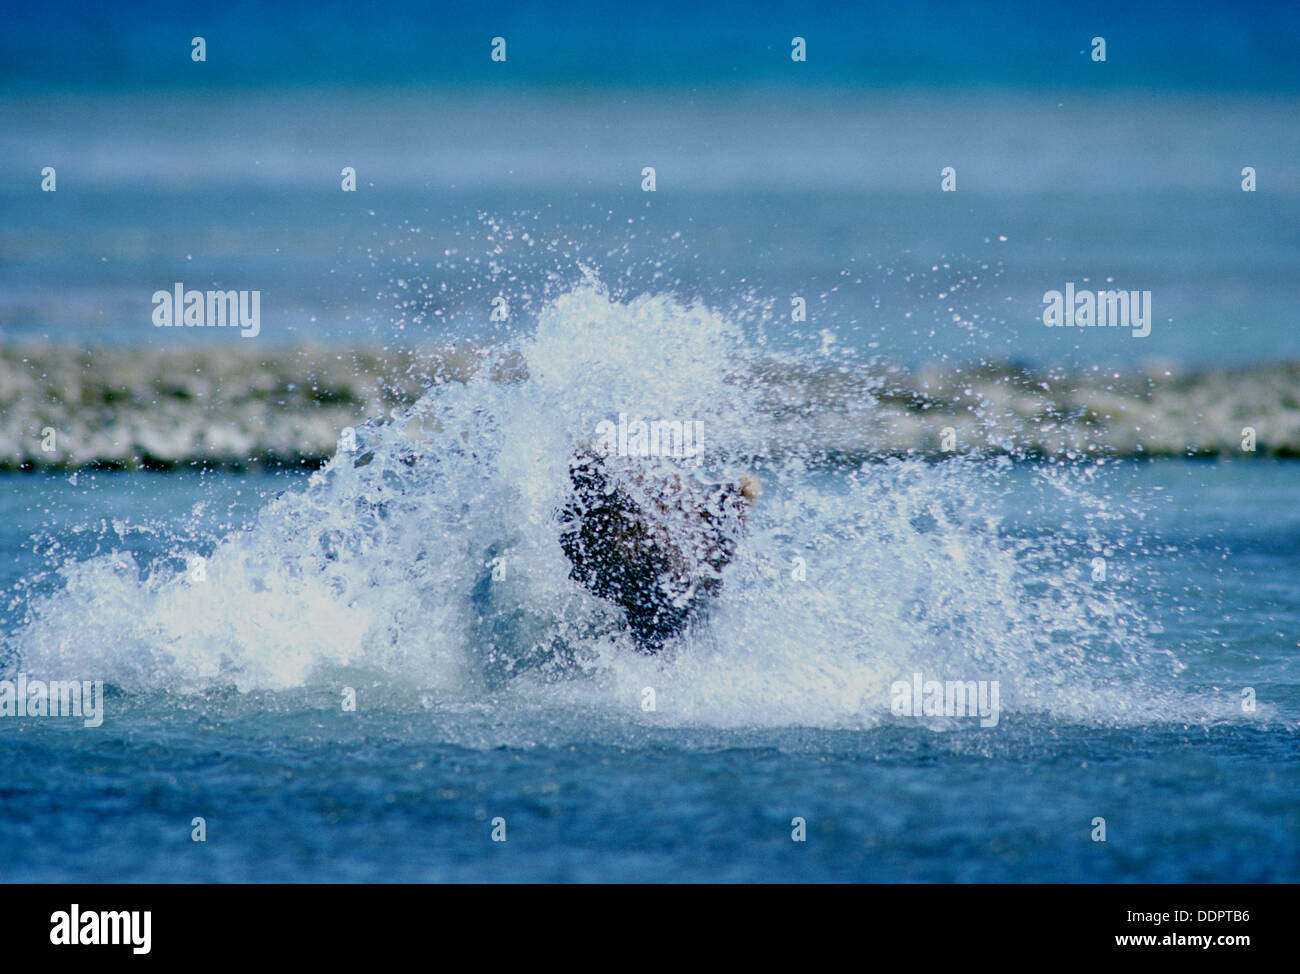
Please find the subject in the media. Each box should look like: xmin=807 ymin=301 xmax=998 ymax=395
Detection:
xmin=3 ymin=883 xmax=1282 ymax=960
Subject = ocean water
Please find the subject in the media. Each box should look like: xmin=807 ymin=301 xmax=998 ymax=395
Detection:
xmin=3 ymin=87 xmax=1299 ymax=368
xmin=2 ymin=286 xmax=1298 ymax=882
xmin=2 ymin=0 xmax=1298 ymax=884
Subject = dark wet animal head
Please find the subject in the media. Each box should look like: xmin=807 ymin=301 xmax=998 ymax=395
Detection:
xmin=558 ymin=447 xmax=758 ymax=652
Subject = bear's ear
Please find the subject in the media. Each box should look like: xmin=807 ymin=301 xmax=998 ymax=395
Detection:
xmin=738 ymin=474 xmax=762 ymax=503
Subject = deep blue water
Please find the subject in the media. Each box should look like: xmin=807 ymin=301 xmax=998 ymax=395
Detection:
xmin=5 ymin=0 xmax=1298 ymax=92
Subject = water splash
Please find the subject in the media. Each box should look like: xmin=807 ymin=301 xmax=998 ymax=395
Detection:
xmin=7 ymin=278 xmax=1229 ymax=728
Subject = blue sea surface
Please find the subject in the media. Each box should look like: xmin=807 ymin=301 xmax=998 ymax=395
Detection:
xmin=1 ymin=460 xmax=1296 ymax=882
xmin=2 ymin=87 xmax=1298 ymax=366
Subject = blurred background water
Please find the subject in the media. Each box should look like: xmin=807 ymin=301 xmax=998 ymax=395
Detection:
xmin=1 ymin=1 xmax=1297 ymax=365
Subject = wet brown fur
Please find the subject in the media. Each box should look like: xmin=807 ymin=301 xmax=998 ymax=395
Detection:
xmin=558 ymin=447 xmax=759 ymax=652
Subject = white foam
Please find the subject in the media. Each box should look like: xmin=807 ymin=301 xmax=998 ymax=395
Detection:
xmin=8 ymin=280 xmax=1231 ymax=728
